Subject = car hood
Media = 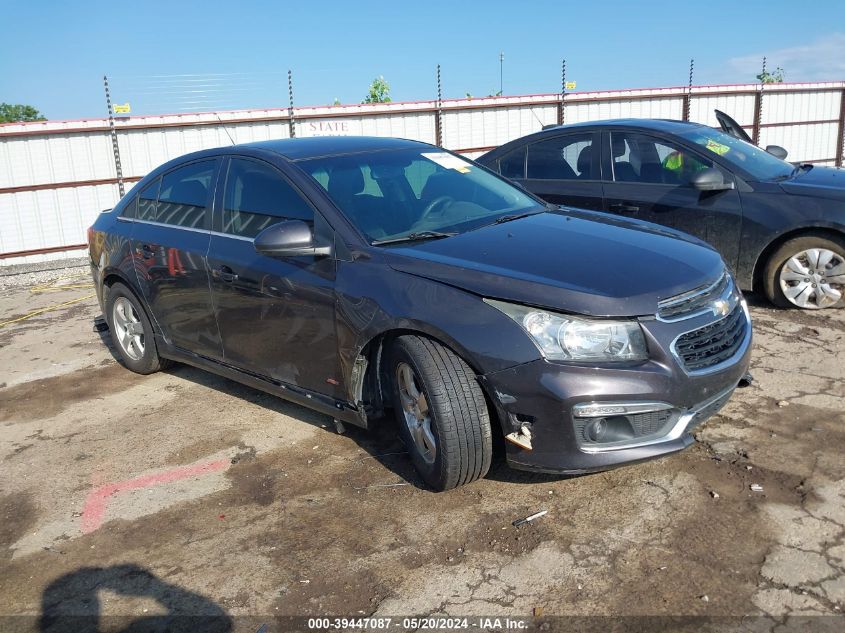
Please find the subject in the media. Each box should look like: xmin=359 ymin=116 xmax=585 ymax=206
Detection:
xmin=382 ymin=210 xmax=725 ymax=317
xmin=779 ymin=166 xmax=845 ymax=202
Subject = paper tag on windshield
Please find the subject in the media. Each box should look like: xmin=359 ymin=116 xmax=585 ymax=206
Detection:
xmin=422 ymin=152 xmax=472 ymax=173
xmin=704 ymin=139 xmax=730 ymax=156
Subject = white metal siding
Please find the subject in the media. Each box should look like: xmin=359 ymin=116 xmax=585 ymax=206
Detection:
xmin=2 ymin=82 xmax=843 ymax=264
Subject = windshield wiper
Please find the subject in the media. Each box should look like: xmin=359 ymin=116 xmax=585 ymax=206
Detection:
xmin=491 ymin=209 xmax=545 ymax=225
xmin=371 ymin=230 xmax=458 ymax=246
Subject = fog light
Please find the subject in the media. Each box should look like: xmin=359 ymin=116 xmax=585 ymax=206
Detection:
xmin=581 ymin=415 xmax=637 ymax=444
xmin=585 ymin=418 xmax=607 ymax=442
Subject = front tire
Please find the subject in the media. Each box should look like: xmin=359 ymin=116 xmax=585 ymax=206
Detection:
xmin=388 ymin=336 xmax=492 ymax=491
xmin=105 ymin=282 xmax=171 ymax=374
xmin=763 ymin=234 xmax=845 ymax=309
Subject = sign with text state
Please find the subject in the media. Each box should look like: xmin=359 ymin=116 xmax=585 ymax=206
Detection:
xmin=299 ymin=120 xmax=362 ymax=137
xmin=113 ymin=103 xmax=131 ymax=114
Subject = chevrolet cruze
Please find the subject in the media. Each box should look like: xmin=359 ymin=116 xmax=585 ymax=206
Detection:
xmin=88 ymin=137 xmax=751 ymax=490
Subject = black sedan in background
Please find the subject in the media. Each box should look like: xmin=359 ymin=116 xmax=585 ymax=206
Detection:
xmin=478 ymin=119 xmax=845 ymax=309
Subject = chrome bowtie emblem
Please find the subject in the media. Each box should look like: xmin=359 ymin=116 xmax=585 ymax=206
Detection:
xmin=712 ymin=298 xmax=731 ymax=317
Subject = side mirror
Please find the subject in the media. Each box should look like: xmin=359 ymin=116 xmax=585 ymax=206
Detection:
xmin=765 ymin=145 xmax=789 ymax=160
xmin=254 ymin=220 xmax=332 ymax=258
xmin=690 ymin=167 xmax=735 ymax=192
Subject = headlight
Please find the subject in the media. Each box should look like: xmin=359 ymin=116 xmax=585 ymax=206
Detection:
xmin=484 ymin=299 xmax=648 ymax=362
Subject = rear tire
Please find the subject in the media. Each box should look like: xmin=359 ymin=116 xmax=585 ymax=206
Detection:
xmin=388 ymin=336 xmax=492 ymax=491
xmin=763 ymin=233 xmax=845 ymax=309
xmin=105 ymin=282 xmax=172 ymax=374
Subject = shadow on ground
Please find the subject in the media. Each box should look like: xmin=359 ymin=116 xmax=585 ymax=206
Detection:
xmin=39 ymin=564 xmax=231 ymax=633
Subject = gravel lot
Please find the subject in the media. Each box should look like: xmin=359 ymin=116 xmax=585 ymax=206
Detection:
xmin=0 ymin=267 xmax=844 ymax=632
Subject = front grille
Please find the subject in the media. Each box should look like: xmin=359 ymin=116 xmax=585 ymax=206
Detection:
xmin=675 ymin=304 xmax=748 ymax=372
xmin=658 ymin=272 xmax=730 ymax=321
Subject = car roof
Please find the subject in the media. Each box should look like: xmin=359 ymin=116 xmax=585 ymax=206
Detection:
xmin=242 ymin=136 xmax=433 ymax=160
xmin=541 ymin=118 xmax=708 ymax=133
xmin=478 ymin=118 xmax=711 ymax=161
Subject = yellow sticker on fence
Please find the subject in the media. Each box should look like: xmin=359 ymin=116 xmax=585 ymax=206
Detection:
xmin=704 ymin=139 xmax=730 ymax=155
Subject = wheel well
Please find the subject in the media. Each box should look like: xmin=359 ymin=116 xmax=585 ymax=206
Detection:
xmin=102 ymin=272 xmax=136 ymax=295
xmin=356 ymin=329 xmax=505 ymax=438
xmin=752 ymin=227 xmax=845 ymax=293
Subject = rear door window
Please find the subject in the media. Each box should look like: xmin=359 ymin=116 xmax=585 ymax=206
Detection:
xmin=156 ymin=160 xmax=216 ymax=229
xmin=527 ymin=133 xmax=596 ymax=180
xmin=221 ymin=158 xmax=314 ymax=238
xmin=498 ymin=146 xmax=526 ymax=179
xmin=136 ymin=178 xmax=161 ymax=221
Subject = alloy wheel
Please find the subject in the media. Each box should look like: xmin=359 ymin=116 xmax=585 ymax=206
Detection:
xmin=396 ymin=362 xmax=437 ymax=464
xmin=779 ymin=248 xmax=845 ymax=309
xmin=112 ymin=297 xmax=146 ymax=360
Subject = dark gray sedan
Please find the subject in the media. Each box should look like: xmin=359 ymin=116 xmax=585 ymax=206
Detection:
xmin=89 ymin=137 xmax=750 ymax=490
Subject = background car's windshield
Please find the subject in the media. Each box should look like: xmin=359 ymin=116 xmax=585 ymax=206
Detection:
xmin=676 ymin=127 xmax=793 ymax=181
xmin=299 ymin=148 xmax=541 ymax=243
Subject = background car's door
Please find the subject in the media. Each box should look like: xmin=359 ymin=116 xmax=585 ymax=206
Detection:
xmin=600 ymin=130 xmax=744 ymax=270
xmin=130 ymin=159 xmax=222 ymax=359
xmin=207 ymin=156 xmax=342 ymax=398
xmin=494 ymin=132 xmax=604 ymax=210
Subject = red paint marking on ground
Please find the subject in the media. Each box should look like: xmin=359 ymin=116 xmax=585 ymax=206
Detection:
xmin=81 ymin=458 xmax=230 ymax=534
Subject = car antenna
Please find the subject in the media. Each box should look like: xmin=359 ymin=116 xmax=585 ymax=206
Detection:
xmin=214 ymin=112 xmax=236 ymax=146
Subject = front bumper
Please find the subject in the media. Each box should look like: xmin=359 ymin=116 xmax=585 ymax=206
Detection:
xmin=480 ymin=304 xmax=752 ymax=474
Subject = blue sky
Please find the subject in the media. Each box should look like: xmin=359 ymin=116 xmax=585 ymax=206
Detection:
xmin=2 ymin=0 xmax=844 ymax=120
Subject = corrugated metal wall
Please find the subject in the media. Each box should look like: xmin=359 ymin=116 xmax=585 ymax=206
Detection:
xmin=2 ymin=81 xmax=844 ymax=264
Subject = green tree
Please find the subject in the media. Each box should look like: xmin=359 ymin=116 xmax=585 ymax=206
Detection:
xmin=757 ymin=67 xmax=785 ymax=84
xmin=0 ymin=103 xmax=46 ymax=123
xmin=362 ymin=76 xmax=391 ymax=104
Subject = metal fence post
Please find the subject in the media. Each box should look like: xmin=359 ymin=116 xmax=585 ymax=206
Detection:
xmin=103 ymin=75 xmax=125 ymax=197
xmin=752 ymin=57 xmax=766 ymax=146
xmin=682 ymin=59 xmax=694 ymax=121
xmin=836 ymin=88 xmax=845 ymax=168
xmin=288 ymin=70 xmax=296 ymax=138
xmin=558 ymin=59 xmax=566 ymax=126
xmin=435 ymin=65 xmax=443 ymax=147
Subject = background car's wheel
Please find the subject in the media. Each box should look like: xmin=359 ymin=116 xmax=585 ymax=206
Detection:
xmin=105 ymin=282 xmax=172 ymax=374
xmin=764 ymin=233 xmax=845 ymax=309
xmin=388 ymin=335 xmax=492 ymax=491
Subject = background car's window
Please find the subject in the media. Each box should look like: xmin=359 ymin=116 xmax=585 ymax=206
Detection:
xmin=300 ymin=148 xmax=540 ymax=242
xmin=611 ymin=132 xmax=712 ymax=185
xmin=498 ymin=146 xmax=526 ymax=179
xmin=136 ymin=178 xmax=161 ymax=221
xmin=222 ymin=158 xmax=313 ymax=238
xmin=676 ymin=126 xmax=793 ymax=181
xmin=527 ymin=133 xmax=595 ymax=180
xmin=156 ymin=160 xmax=215 ymax=228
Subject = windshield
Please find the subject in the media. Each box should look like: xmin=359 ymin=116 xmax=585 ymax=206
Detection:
xmin=676 ymin=127 xmax=793 ymax=182
xmin=298 ymin=148 xmax=542 ymax=243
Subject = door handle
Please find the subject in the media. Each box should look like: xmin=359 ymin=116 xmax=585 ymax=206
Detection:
xmin=136 ymin=244 xmax=156 ymax=259
xmin=212 ymin=266 xmax=239 ymax=283
xmin=609 ymin=203 xmax=640 ymax=213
